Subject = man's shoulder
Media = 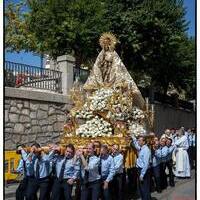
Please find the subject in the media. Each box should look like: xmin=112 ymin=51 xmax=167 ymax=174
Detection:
xmin=91 ymin=155 xmax=100 ymax=161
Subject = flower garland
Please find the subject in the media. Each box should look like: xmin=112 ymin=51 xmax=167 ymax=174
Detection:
xmin=76 ymin=116 xmax=112 ymax=137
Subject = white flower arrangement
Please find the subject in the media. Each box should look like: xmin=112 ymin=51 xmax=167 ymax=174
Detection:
xmin=129 ymin=122 xmax=146 ymax=137
xmin=74 ymin=103 xmax=94 ymax=119
xmin=75 ymin=115 xmax=112 ymax=137
xmin=89 ymin=88 xmax=114 ymax=111
xmin=131 ymin=107 xmax=145 ymax=120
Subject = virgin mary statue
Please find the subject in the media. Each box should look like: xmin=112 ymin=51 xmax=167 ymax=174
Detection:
xmin=83 ymin=33 xmax=145 ymax=110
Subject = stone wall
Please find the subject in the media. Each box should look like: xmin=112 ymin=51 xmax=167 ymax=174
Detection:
xmin=154 ymin=102 xmax=195 ymax=134
xmin=5 ymin=87 xmax=72 ymax=150
xmin=5 ymin=87 xmax=195 ymax=150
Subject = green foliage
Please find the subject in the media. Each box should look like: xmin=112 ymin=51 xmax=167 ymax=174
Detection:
xmin=5 ymin=0 xmax=195 ymax=99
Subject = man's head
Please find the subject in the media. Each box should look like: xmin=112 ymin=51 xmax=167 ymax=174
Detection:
xmin=164 ymin=129 xmax=171 ymax=136
xmin=154 ymin=137 xmax=159 ymax=143
xmin=154 ymin=140 xmax=160 ymax=149
xmin=160 ymin=138 xmax=166 ymax=147
xmin=100 ymin=144 xmax=109 ymax=156
xmin=187 ymin=128 xmax=191 ymax=133
xmin=87 ymin=143 xmax=95 ymax=156
xmin=138 ymin=136 xmax=146 ymax=147
xmin=149 ymin=132 xmax=155 ymax=137
xmin=16 ymin=144 xmax=26 ymax=154
xmin=170 ymin=128 xmax=176 ymax=134
xmin=177 ymin=129 xmax=184 ymax=137
xmin=166 ymin=138 xmax=172 ymax=146
xmin=112 ymin=144 xmax=119 ymax=154
xmin=31 ymin=142 xmax=41 ymax=156
xmin=65 ymin=144 xmax=75 ymax=158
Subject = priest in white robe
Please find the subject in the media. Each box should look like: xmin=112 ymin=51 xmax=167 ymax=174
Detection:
xmin=174 ymin=129 xmax=190 ymax=178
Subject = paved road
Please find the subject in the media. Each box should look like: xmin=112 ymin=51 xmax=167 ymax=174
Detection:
xmin=5 ymin=170 xmax=196 ymax=200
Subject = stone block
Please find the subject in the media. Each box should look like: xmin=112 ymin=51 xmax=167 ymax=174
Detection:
xmin=47 ymin=126 xmax=53 ymax=132
xmin=9 ymin=114 xmax=19 ymax=123
xmin=41 ymin=126 xmax=48 ymax=132
xmin=24 ymin=128 xmax=32 ymax=134
xmin=24 ymin=101 xmax=30 ymax=108
xmin=5 ymin=132 xmax=11 ymax=140
xmin=21 ymin=135 xmax=29 ymax=144
xmin=5 ymin=128 xmax=13 ymax=134
xmin=20 ymin=115 xmax=30 ymax=123
xmin=22 ymin=109 xmax=30 ymax=115
xmin=32 ymin=125 xmax=41 ymax=133
xmin=40 ymin=104 xmax=49 ymax=111
xmin=49 ymin=115 xmax=57 ymax=124
xmin=16 ymin=100 xmax=23 ymax=104
xmin=5 ymin=99 xmax=11 ymax=105
xmin=24 ymin=123 xmax=31 ymax=128
xmin=37 ymin=110 xmax=48 ymax=119
xmin=12 ymin=134 xmax=21 ymax=143
xmin=5 ymin=110 xmax=9 ymax=122
xmin=10 ymin=100 xmax=17 ymax=106
xmin=6 ymin=123 xmax=14 ymax=128
xmin=17 ymin=103 xmax=23 ymax=110
xmin=4 ymin=104 xmax=10 ymax=110
xmin=39 ymin=119 xmax=49 ymax=126
xmin=57 ymin=115 xmax=65 ymax=122
xmin=32 ymin=120 xmax=38 ymax=125
xmin=48 ymin=107 xmax=55 ymax=115
xmin=14 ymin=123 xmax=25 ymax=133
xmin=45 ymin=131 xmax=53 ymax=137
xmin=30 ymin=112 xmax=37 ymax=119
xmin=28 ymin=134 xmax=37 ymax=142
xmin=53 ymin=122 xmax=64 ymax=132
xmin=5 ymin=140 xmax=15 ymax=150
xmin=36 ymin=136 xmax=47 ymax=144
xmin=10 ymin=106 xmax=19 ymax=113
xmin=30 ymin=102 xmax=39 ymax=110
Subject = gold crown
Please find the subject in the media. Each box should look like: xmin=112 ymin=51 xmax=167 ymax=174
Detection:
xmin=99 ymin=32 xmax=118 ymax=51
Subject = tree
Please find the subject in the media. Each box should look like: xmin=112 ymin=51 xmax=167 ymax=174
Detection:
xmin=5 ymin=0 xmax=109 ymax=66
xmin=104 ymin=0 xmax=195 ymax=98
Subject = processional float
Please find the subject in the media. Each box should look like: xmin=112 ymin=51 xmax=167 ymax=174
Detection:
xmin=60 ymin=33 xmax=155 ymax=169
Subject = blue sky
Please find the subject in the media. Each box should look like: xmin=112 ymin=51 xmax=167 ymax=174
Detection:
xmin=5 ymin=0 xmax=196 ymax=67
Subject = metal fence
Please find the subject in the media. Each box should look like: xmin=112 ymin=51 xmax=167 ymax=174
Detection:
xmin=5 ymin=61 xmax=62 ymax=93
xmin=73 ymin=67 xmax=90 ymax=83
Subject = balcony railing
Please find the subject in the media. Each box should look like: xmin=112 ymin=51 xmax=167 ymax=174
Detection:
xmin=5 ymin=61 xmax=62 ymax=93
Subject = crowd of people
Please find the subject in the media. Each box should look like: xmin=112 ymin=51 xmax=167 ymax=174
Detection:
xmin=13 ymin=127 xmax=196 ymax=200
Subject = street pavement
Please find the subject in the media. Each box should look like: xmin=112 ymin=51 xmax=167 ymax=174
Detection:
xmin=4 ymin=170 xmax=196 ymax=200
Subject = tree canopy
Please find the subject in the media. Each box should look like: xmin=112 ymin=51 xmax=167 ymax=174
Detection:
xmin=5 ymin=0 xmax=195 ymax=99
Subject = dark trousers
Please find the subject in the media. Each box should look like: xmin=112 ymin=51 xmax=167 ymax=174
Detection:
xmin=75 ymin=179 xmax=81 ymax=200
xmin=188 ymin=146 xmax=193 ymax=168
xmin=51 ymin=178 xmax=73 ymax=200
xmin=81 ymin=180 xmax=101 ymax=200
xmin=164 ymin=160 xmax=175 ymax=187
xmin=127 ymin=167 xmax=137 ymax=192
xmin=100 ymin=178 xmax=111 ymax=200
xmin=16 ymin=177 xmax=28 ymax=200
xmin=26 ymin=177 xmax=50 ymax=200
xmin=152 ymin=165 xmax=161 ymax=193
xmin=192 ymin=146 xmax=196 ymax=168
xmin=111 ymin=174 xmax=123 ymax=200
xmin=160 ymin=162 xmax=168 ymax=190
xmin=137 ymin=168 xmax=151 ymax=200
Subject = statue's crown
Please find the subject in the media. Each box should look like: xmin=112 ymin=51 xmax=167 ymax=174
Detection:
xmin=99 ymin=32 xmax=118 ymax=51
